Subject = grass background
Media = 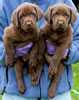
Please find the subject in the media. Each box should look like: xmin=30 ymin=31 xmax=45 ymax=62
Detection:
xmin=0 ymin=63 xmax=79 ymax=100
xmin=70 ymin=63 xmax=79 ymax=100
xmin=0 ymin=95 xmax=2 ymax=100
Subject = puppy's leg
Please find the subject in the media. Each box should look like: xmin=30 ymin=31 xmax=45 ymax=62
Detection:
xmin=48 ymin=44 xmax=68 ymax=76
xmin=22 ymin=54 xmax=29 ymax=75
xmin=29 ymin=64 xmax=36 ymax=85
xmin=14 ymin=58 xmax=26 ymax=94
xmin=37 ymin=36 xmax=45 ymax=62
xmin=29 ymin=42 xmax=38 ymax=85
xmin=48 ymin=62 xmax=65 ymax=98
xmin=29 ymin=42 xmax=38 ymax=67
xmin=45 ymin=53 xmax=52 ymax=64
xmin=45 ymin=53 xmax=52 ymax=80
xmin=3 ymin=37 xmax=15 ymax=67
xmin=31 ymin=62 xmax=43 ymax=86
xmin=31 ymin=36 xmax=45 ymax=86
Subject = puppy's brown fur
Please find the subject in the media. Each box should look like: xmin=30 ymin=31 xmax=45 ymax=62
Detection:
xmin=3 ymin=3 xmax=43 ymax=94
xmin=39 ymin=3 xmax=77 ymax=98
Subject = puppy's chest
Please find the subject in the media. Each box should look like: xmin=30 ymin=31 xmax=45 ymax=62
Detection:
xmin=47 ymin=32 xmax=65 ymax=45
xmin=14 ymin=32 xmax=38 ymax=47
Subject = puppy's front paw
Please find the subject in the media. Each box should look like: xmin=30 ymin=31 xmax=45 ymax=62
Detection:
xmin=29 ymin=72 xmax=39 ymax=86
xmin=29 ymin=59 xmax=37 ymax=67
xmin=31 ymin=75 xmax=40 ymax=86
xmin=48 ymin=64 xmax=58 ymax=79
xmin=18 ymin=83 xmax=26 ymax=94
xmin=6 ymin=56 xmax=14 ymax=67
xmin=48 ymin=87 xmax=56 ymax=98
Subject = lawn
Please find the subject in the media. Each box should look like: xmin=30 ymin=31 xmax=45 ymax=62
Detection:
xmin=0 ymin=96 xmax=2 ymax=100
xmin=0 ymin=92 xmax=2 ymax=100
xmin=0 ymin=63 xmax=79 ymax=100
xmin=70 ymin=63 xmax=79 ymax=100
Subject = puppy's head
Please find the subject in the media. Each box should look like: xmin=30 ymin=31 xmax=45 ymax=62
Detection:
xmin=11 ymin=3 xmax=43 ymax=32
xmin=44 ymin=3 xmax=77 ymax=32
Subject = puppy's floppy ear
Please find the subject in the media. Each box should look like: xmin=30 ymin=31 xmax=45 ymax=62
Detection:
xmin=34 ymin=5 xmax=43 ymax=21
xmin=69 ymin=7 xmax=77 ymax=24
xmin=11 ymin=10 xmax=19 ymax=27
xmin=44 ymin=7 xmax=51 ymax=23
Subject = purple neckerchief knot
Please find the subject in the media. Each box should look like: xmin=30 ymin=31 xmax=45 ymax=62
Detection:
xmin=14 ymin=42 xmax=33 ymax=59
xmin=46 ymin=40 xmax=69 ymax=57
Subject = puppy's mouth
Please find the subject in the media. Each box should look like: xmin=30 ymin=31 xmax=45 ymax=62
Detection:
xmin=25 ymin=28 xmax=33 ymax=32
xmin=56 ymin=28 xmax=65 ymax=32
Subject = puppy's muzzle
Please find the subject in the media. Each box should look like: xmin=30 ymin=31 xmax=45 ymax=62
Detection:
xmin=56 ymin=19 xmax=66 ymax=31
xmin=26 ymin=21 xmax=32 ymax=27
xmin=25 ymin=21 xmax=33 ymax=32
xmin=57 ymin=20 xmax=65 ymax=27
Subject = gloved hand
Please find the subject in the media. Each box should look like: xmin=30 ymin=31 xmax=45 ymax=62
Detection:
xmin=14 ymin=43 xmax=33 ymax=59
xmin=14 ymin=40 xmax=69 ymax=59
xmin=46 ymin=40 xmax=69 ymax=57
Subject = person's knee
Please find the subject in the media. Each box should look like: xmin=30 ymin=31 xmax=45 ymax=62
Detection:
xmin=2 ymin=93 xmax=12 ymax=100
xmin=41 ymin=91 xmax=71 ymax=100
xmin=2 ymin=93 xmax=38 ymax=100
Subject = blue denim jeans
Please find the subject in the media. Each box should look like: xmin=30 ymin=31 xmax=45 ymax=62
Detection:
xmin=2 ymin=91 xmax=71 ymax=100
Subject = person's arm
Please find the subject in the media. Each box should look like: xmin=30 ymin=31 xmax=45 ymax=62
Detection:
xmin=0 ymin=0 xmax=9 ymax=65
xmin=63 ymin=0 xmax=79 ymax=65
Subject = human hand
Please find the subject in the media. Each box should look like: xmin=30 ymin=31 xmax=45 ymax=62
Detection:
xmin=14 ymin=43 xmax=33 ymax=59
xmin=46 ymin=40 xmax=69 ymax=57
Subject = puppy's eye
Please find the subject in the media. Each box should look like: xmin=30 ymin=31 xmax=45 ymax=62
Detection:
xmin=19 ymin=14 xmax=24 ymax=19
xmin=52 ymin=12 xmax=59 ymax=16
xmin=31 ymin=11 xmax=37 ymax=21
xmin=63 ymin=13 xmax=69 ymax=17
xmin=31 ymin=12 xmax=36 ymax=16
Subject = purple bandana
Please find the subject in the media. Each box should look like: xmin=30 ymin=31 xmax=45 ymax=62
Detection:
xmin=14 ymin=42 xmax=33 ymax=59
xmin=46 ymin=40 xmax=69 ymax=56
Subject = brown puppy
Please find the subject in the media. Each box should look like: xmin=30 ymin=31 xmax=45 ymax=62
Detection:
xmin=39 ymin=3 xmax=77 ymax=98
xmin=3 ymin=3 xmax=43 ymax=94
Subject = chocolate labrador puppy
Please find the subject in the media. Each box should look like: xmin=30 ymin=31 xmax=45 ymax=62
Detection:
xmin=3 ymin=3 xmax=43 ymax=94
xmin=39 ymin=3 xmax=77 ymax=98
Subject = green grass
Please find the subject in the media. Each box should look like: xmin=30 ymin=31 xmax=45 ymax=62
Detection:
xmin=70 ymin=63 xmax=79 ymax=100
xmin=0 ymin=92 xmax=2 ymax=100
xmin=0 ymin=95 xmax=2 ymax=100
xmin=0 ymin=63 xmax=79 ymax=100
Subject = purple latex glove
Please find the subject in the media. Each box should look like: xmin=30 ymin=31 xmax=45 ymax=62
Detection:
xmin=46 ymin=40 xmax=69 ymax=57
xmin=14 ymin=42 xmax=33 ymax=59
